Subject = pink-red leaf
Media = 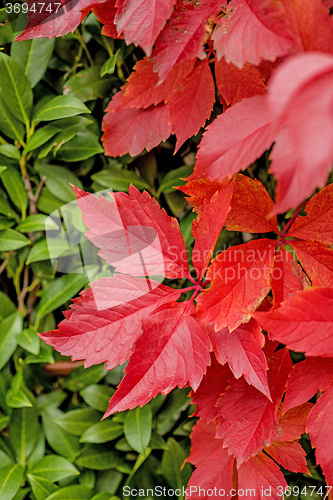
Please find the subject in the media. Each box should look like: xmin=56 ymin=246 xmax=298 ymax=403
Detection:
xmin=104 ymin=301 xmax=211 ymax=415
xmin=114 ymin=0 xmax=176 ymax=56
xmin=238 ymin=452 xmax=287 ymax=499
xmin=288 ymin=183 xmax=333 ymax=245
xmin=39 ymin=274 xmax=180 ymax=369
xmin=197 ymin=239 xmax=275 ymax=331
xmin=92 ymin=0 xmax=119 ymax=39
xmin=278 ymin=403 xmax=312 ymax=441
xmin=290 ymin=240 xmax=333 ymax=287
xmin=74 ymin=186 xmax=190 ymax=280
xmin=192 ymin=179 xmax=234 ymax=281
xmin=169 ymin=61 xmax=215 ymax=151
xmin=191 ymin=95 xmax=274 ymax=181
xmin=271 ymin=248 xmax=306 ymax=307
xmin=209 ymin=320 xmax=270 ymax=398
xmin=265 ymin=441 xmax=308 ymax=473
xmin=255 ymin=287 xmax=333 ymax=357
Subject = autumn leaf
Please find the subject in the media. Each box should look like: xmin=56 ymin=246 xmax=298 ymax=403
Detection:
xmin=271 ymin=248 xmax=306 ymax=307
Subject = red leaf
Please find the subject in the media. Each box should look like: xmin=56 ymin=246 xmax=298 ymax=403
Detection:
xmin=121 ymin=58 xmax=195 ymax=109
xmin=190 ymin=356 xmax=234 ymax=422
xmin=271 ymin=248 xmax=307 ymax=307
xmin=238 ymin=452 xmax=287 ymax=499
xmin=225 ymin=175 xmax=278 ymax=234
xmin=209 ymin=320 xmax=270 ymax=398
xmin=92 ymin=0 xmax=120 ymax=39
xmin=197 ymin=239 xmax=275 ymax=331
xmin=288 ymin=183 xmax=333 ymax=245
xmin=191 ymin=95 xmax=274 ymax=181
xmin=267 ymin=53 xmax=333 ymax=213
xmin=290 ymin=240 xmax=333 ymax=287
xmin=215 ymin=348 xmax=292 ymax=464
xmin=169 ymin=61 xmax=215 ymax=150
xmin=74 ymin=186 xmax=190 ymax=280
xmin=178 ymin=178 xmax=230 ymax=211
xmin=306 ymin=383 xmax=333 ymax=485
xmin=255 ymin=287 xmax=333 ymax=357
xmin=278 ymin=403 xmax=312 ymax=441
xmin=284 ymin=358 xmax=333 ymax=411
xmin=192 ymin=179 xmax=234 ymax=281
xmin=215 ymin=58 xmax=266 ymax=106
xmin=39 ymin=274 xmax=180 ymax=369
xmin=114 ymin=0 xmax=176 ymax=56
xmin=104 ymin=301 xmax=211 ymax=415
xmin=212 ymin=0 xmax=294 ymax=68
xmin=187 ymin=420 xmax=235 ymax=500
xmin=102 ymin=98 xmax=172 ymax=158
xmin=265 ymin=441 xmax=308 ymax=473
xmin=152 ymin=0 xmax=221 ymax=81
xmin=16 ymin=0 xmax=106 ymax=40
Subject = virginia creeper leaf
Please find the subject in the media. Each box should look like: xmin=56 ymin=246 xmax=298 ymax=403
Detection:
xmin=237 ymin=452 xmax=287 ymax=498
xmin=265 ymin=441 xmax=308 ymax=473
xmin=92 ymin=0 xmax=119 ymax=39
xmin=271 ymin=248 xmax=306 ymax=307
xmin=290 ymin=240 xmax=333 ymax=287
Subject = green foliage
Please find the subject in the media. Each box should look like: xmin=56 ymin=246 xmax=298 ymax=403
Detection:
xmin=0 ymin=17 xmax=197 ymax=499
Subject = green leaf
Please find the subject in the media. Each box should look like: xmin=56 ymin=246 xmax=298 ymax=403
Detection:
xmin=44 ymin=485 xmax=93 ymax=500
xmin=0 ymin=188 xmax=18 ymax=219
xmin=55 ymin=408 xmax=101 ymax=436
xmin=156 ymin=388 xmax=191 ymax=435
xmin=0 ymin=216 xmax=14 ymax=230
xmin=0 ymin=94 xmax=25 ymax=144
xmin=100 ymin=51 xmax=120 ymax=77
xmin=0 ymin=166 xmax=6 ymax=174
xmin=27 ymin=474 xmax=59 ymax=500
xmin=36 ymin=273 xmax=88 ymax=319
xmin=64 ymin=66 xmax=114 ymax=102
xmin=11 ymin=38 xmax=55 ymax=88
xmin=30 ymin=455 xmax=79 ymax=482
xmin=157 ymin=165 xmax=193 ymax=196
xmin=55 ymin=130 xmax=103 ymax=162
xmin=75 ymin=445 xmax=122 ymax=470
xmin=16 ymin=328 xmax=40 ymax=355
xmin=80 ymin=385 xmax=114 ymax=413
xmin=0 ymin=291 xmax=16 ymax=320
xmin=0 ymin=464 xmax=24 ymax=500
xmin=1 ymin=166 xmax=28 ymax=217
xmin=161 ymin=438 xmax=192 ymax=494
xmin=0 ymin=53 xmax=33 ymax=127
xmin=62 ymin=364 xmax=106 ymax=392
xmin=0 ymin=228 xmax=30 ymax=250
xmin=0 ymin=450 xmax=12 ymax=468
xmin=80 ymin=419 xmax=123 ymax=444
xmin=36 ymin=187 xmax=64 ymax=214
xmin=0 ymin=145 xmax=20 ymax=160
xmin=0 ymin=416 xmax=9 ymax=432
xmin=148 ymin=431 xmax=168 ymax=450
xmin=35 ymin=164 xmax=83 ymax=203
xmin=33 ymin=96 xmax=90 ymax=123
xmin=10 ymin=405 xmax=38 ymax=464
xmin=26 ymin=238 xmax=76 ymax=265
xmin=23 ymin=124 xmax=61 ymax=154
xmin=6 ymin=388 xmax=33 ymax=409
xmin=124 ymin=406 xmax=152 ymax=455
xmin=91 ymin=167 xmax=149 ymax=192
xmin=16 ymin=214 xmax=57 ymax=233
xmin=42 ymin=413 xmax=80 ymax=460
xmin=0 ymin=312 xmax=21 ymax=370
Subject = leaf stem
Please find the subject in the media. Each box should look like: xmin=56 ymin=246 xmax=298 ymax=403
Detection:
xmin=282 ymin=202 xmax=305 ymax=237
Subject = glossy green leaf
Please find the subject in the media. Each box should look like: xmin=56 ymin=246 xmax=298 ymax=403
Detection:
xmin=27 ymin=474 xmax=59 ymax=500
xmin=0 ymin=53 xmax=32 ymax=126
xmin=26 ymin=238 xmax=77 ymax=265
xmin=16 ymin=328 xmax=40 ymax=355
xmin=37 ymin=188 xmax=64 ymax=214
xmin=0 ymin=292 xmax=16 ymax=320
xmin=157 ymin=165 xmax=193 ymax=195
xmin=6 ymin=388 xmax=33 ymax=409
xmin=62 ymin=364 xmax=106 ymax=392
xmin=55 ymin=408 xmax=101 ymax=436
xmin=0 ymin=464 xmax=24 ymax=500
xmin=45 ymin=485 xmax=93 ymax=500
xmin=11 ymin=38 xmax=55 ymax=88
xmin=80 ymin=419 xmax=123 ymax=444
xmin=64 ymin=66 xmax=114 ymax=102
xmin=33 ymin=96 xmax=90 ymax=123
xmin=91 ymin=167 xmax=149 ymax=192
xmin=1 ymin=166 xmax=28 ymax=217
xmin=35 ymin=164 xmax=83 ymax=203
xmin=124 ymin=406 xmax=152 ymax=455
xmin=55 ymin=130 xmax=103 ymax=162
xmin=16 ymin=214 xmax=57 ymax=233
xmin=100 ymin=51 xmax=120 ymax=77
xmin=0 ymin=312 xmax=21 ymax=370
xmin=0 ymin=416 xmax=9 ymax=432
xmin=0 ymin=229 xmax=31 ymax=250
xmin=161 ymin=438 xmax=192 ymax=492
xmin=148 ymin=431 xmax=168 ymax=450
xmin=36 ymin=274 xmax=87 ymax=319
xmin=0 ymin=145 xmax=20 ymax=160
xmin=0 ymin=216 xmax=14 ymax=230
xmin=42 ymin=413 xmax=80 ymax=459
xmin=75 ymin=445 xmax=122 ymax=470
xmin=23 ymin=125 xmax=60 ymax=154
xmin=0 ymin=188 xmax=18 ymax=219
xmin=30 ymin=455 xmax=79 ymax=482
xmin=0 ymin=94 xmax=25 ymax=144
xmin=80 ymin=385 xmax=114 ymax=412
xmin=0 ymin=166 xmax=6 ymax=174
xmin=156 ymin=388 xmax=191 ymax=435
xmin=10 ymin=405 xmax=38 ymax=464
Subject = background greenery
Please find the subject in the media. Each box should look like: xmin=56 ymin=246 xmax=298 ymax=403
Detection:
xmin=0 ymin=5 xmax=327 ymax=500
